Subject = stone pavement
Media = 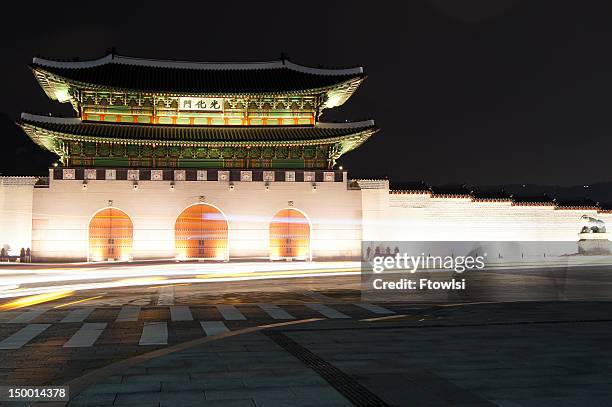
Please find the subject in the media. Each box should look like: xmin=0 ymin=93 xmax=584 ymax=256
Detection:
xmin=63 ymin=302 xmax=612 ymax=407
xmin=69 ymin=329 xmax=352 ymax=407
xmin=0 ymin=302 xmax=401 ymax=387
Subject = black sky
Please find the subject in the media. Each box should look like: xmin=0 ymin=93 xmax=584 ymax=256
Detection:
xmin=2 ymin=0 xmax=612 ymax=186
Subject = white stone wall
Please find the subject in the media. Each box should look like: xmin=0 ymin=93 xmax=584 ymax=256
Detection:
xmin=0 ymin=177 xmax=36 ymax=256
xmin=361 ymin=185 xmax=612 ymax=243
xmin=31 ymin=177 xmax=362 ymax=261
xmin=9 ymin=175 xmax=612 ymax=262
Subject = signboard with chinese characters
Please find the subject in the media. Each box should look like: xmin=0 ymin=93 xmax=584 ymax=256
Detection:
xmin=178 ymin=97 xmax=224 ymax=112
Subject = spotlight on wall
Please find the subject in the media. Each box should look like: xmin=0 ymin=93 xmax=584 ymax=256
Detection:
xmin=170 ymin=183 xmax=175 ymax=190
xmin=82 ymin=181 xmax=88 ymax=190
xmin=133 ymin=182 xmax=139 ymax=190
xmin=229 ymin=182 xmax=235 ymax=191
xmin=265 ymin=182 xmax=270 ymax=191
xmin=53 ymin=162 xmax=58 ymax=168
xmin=339 ymin=166 xmax=343 ymax=171
xmin=312 ymin=183 xmax=317 ymax=191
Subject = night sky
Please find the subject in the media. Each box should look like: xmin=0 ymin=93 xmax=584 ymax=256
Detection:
xmin=2 ymin=1 xmax=612 ymax=187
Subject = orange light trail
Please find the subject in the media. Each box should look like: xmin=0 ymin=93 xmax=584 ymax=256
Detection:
xmin=0 ymin=290 xmax=75 ymax=310
xmin=53 ymin=295 xmax=103 ymax=308
xmin=0 ymin=262 xmax=361 ymax=299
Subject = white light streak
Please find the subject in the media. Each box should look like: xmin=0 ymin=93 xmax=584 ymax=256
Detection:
xmin=0 ymin=262 xmax=360 ymax=299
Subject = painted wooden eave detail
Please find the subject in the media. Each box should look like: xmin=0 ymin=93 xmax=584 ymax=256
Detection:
xmin=30 ymin=66 xmax=365 ymax=110
xmin=18 ymin=116 xmax=378 ymax=159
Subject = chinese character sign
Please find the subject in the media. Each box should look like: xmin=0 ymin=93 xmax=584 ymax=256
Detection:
xmin=178 ymin=97 xmax=224 ymax=112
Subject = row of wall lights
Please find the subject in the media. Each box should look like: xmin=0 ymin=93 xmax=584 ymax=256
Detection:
xmin=82 ymin=181 xmax=318 ymax=191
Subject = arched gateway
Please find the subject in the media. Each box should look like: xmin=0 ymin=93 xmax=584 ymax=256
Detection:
xmin=269 ymin=208 xmax=311 ymax=260
xmin=88 ymin=208 xmax=133 ymax=261
xmin=175 ymin=204 xmax=229 ymax=260
xmin=20 ymin=54 xmax=376 ymax=264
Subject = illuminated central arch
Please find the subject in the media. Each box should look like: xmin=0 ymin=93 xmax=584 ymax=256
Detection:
xmin=175 ymin=204 xmax=229 ymax=260
xmin=88 ymin=207 xmax=133 ymax=262
xmin=269 ymin=208 xmax=311 ymax=261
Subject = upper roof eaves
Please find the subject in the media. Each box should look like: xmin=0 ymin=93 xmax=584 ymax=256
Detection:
xmin=30 ymin=53 xmax=366 ymax=106
xmin=31 ymin=53 xmax=363 ymax=76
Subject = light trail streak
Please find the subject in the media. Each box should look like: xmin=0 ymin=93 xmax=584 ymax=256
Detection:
xmin=0 ymin=262 xmax=360 ymax=289
xmin=195 ymin=267 xmax=359 ymax=280
xmin=0 ymin=277 xmax=169 ymax=300
xmin=115 ymin=277 xmax=166 ymax=286
xmin=0 ymin=290 xmax=74 ymax=310
xmin=0 ymin=269 xmax=359 ymax=299
xmin=146 ymin=283 xmax=191 ymax=289
xmin=53 ymin=295 xmax=104 ymax=308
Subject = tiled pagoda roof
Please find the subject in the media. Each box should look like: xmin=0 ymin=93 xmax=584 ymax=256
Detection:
xmin=19 ymin=114 xmax=377 ymax=145
xmin=31 ymin=54 xmax=365 ymax=96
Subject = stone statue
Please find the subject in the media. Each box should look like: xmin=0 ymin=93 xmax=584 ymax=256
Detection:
xmin=580 ymin=215 xmax=606 ymax=233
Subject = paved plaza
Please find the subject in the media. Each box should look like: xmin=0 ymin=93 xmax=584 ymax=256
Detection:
xmin=64 ymin=302 xmax=612 ymax=407
xmin=0 ymin=266 xmax=611 ymax=406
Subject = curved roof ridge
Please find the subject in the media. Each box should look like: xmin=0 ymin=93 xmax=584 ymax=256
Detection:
xmin=32 ymin=54 xmax=363 ymax=75
xmin=20 ymin=113 xmax=376 ymax=131
xmin=20 ymin=113 xmax=81 ymax=124
xmin=113 ymin=55 xmax=284 ymax=71
xmin=283 ymin=60 xmax=363 ymax=76
xmin=317 ymin=120 xmax=375 ymax=129
xmin=32 ymin=54 xmax=115 ymax=69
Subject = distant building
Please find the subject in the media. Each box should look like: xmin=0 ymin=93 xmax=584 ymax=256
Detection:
xmin=0 ymin=53 xmax=607 ymax=262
